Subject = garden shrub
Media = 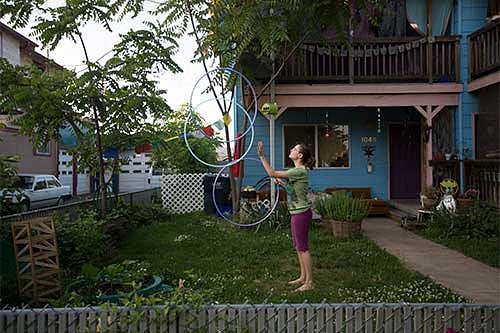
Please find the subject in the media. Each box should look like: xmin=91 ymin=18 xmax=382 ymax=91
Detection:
xmin=54 ymin=211 xmax=108 ymax=273
xmin=103 ymin=201 xmax=171 ymax=248
xmin=431 ymin=203 xmax=499 ymax=239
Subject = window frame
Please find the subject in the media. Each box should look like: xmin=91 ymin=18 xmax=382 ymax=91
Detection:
xmin=282 ymin=123 xmax=351 ymax=169
xmin=34 ymin=179 xmax=48 ymax=191
xmin=34 ymin=142 xmax=51 ymax=156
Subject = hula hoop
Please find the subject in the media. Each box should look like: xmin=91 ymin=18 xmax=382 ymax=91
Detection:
xmin=212 ymin=157 xmax=281 ymax=227
xmin=187 ymin=96 xmax=252 ymax=145
xmin=183 ymin=100 xmax=254 ymax=168
xmin=189 ymin=67 xmax=258 ymax=140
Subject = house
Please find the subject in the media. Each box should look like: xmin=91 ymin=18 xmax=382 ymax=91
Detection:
xmin=0 ymin=21 xmax=63 ymax=176
xmin=237 ymin=0 xmax=499 ymax=204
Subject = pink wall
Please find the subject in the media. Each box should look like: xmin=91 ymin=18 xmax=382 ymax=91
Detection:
xmin=0 ymin=129 xmax=58 ymax=175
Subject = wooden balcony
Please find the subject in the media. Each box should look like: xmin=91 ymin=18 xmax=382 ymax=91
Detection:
xmin=277 ymin=36 xmax=461 ymax=84
xmin=468 ymin=19 xmax=500 ymax=80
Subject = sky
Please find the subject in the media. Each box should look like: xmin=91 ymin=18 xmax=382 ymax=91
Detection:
xmin=1 ymin=1 xmax=225 ymax=121
xmin=1 ymin=3 xmax=238 ymax=153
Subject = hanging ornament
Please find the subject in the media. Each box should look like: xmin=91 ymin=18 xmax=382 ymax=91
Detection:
xmin=325 ymin=111 xmax=330 ymax=137
xmin=377 ymin=108 xmax=381 ymax=134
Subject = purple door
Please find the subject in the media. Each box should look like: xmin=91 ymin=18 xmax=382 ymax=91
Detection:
xmin=390 ymin=124 xmax=421 ymax=199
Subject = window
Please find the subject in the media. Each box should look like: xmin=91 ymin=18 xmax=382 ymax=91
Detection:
xmin=283 ymin=124 xmax=350 ymax=168
xmin=15 ymin=176 xmax=34 ymax=190
xmin=47 ymin=177 xmax=61 ymax=188
xmin=47 ymin=178 xmax=57 ymax=188
xmin=35 ymin=142 xmax=51 ymax=155
xmin=318 ymin=125 xmax=350 ymax=168
xmin=283 ymin=125 xmax=315 ymax=168
xmin=34 ymin=180 xmax=47 ymax=191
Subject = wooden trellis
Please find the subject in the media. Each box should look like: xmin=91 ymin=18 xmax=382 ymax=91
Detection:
xmin=11 ymin=217 xmax=62 ymax=303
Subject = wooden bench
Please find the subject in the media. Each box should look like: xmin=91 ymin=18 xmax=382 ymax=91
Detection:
xmin=323 ymin=187 xmax=389 ymax=216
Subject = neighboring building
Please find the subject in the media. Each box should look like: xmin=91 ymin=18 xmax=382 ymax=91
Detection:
xmin=58 ymin=124 xmax=161 ymax=195
xmin=0 ymin=21 xmax=63 ymax=176
xmin=238 ymin=0 xmax=499 ymax=204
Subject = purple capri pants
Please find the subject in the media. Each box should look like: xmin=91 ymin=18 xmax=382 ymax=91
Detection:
xmin=291 ymin=209 xmax=312 ymax=252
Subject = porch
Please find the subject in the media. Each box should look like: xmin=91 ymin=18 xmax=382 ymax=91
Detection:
xmin=430 ymin=159 xmax=500 ymax=207
xmin=277 ymin=36 xmax=461 ymax=84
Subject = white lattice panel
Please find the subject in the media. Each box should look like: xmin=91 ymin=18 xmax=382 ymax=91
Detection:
xmin=161 ymin=173 xmax=206 ymax=214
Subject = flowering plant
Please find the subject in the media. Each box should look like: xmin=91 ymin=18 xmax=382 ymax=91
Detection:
xmin=462 ymin=188 xmax=479 ymax=199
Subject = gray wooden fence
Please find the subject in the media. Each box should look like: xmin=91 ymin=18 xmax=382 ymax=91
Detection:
xmin=0 ymin=303 xmax=498 ymax=332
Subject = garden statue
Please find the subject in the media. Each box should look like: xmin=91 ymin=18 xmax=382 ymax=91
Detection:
xmin=436 ymin=178 xmax=458 ymax=213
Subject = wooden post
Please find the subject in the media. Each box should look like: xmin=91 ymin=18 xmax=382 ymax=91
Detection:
xmin=425 ymin=105 xmax=433 ymax=186
xmin=414 ymin=104 xmax=448 ymax=187
xmin=427 ymin=0 xmax=433 ymax=83
xmin=349 ymin=19 xmax=354 ymax=84
xmin=72 ymin=152 xmax=78 ymax=197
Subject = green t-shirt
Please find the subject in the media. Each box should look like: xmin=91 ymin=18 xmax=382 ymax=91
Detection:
xmin=285 ymin=166 xmax=310 ymax=215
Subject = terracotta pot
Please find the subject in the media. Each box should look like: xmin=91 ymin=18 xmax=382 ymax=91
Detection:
xmin=328 ymin=219 xmax=362 ymax=238
xmin=457 ymin=198 xmax=474 ymax=209
xmin=421 ymin=198 xmax=436 ymax=209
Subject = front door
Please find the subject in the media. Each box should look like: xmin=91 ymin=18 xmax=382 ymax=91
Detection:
xmin=389 ymin=124 xmax=421 ymax=199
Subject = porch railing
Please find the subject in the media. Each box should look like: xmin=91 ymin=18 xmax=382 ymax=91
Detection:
xmin=468 ymin=19 xmax=500 ymax=80
xmin=0 ymin=303 xmax=498 ymax=332
xmin=429 ymin=159 xmax=500 ymax=206
xmin=429 ymin=160 xmax=460 ymax=188
xmin=278 ymin=36 xmax=460 ymax=84
xmin=464 ymin=159 xmax=500 ymax=206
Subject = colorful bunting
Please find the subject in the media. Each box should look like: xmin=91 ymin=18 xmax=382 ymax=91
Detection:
xmin=223 ymin=113 xmax=232 ymax=126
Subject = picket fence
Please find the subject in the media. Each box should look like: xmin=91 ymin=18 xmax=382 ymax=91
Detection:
xmin=0 ymin=303 xmax=499 ymax=333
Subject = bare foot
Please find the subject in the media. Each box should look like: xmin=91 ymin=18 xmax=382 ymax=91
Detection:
xmin=288 ymin=278 xmax=304 ymax=285
xmin=293 ymin=283 xmax=314 ymax=292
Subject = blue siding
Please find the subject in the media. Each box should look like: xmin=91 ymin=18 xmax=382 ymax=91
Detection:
xmin=234 ymin=0 xmax=490 ymax=198
xmin=237 ymin=106 xmax=420 ymax=200
xmin=457 ymin=0 xmax=487 ymax=163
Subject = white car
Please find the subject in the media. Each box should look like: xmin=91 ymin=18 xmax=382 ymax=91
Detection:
xmin=4 ymin=174 xmax=72 ymax=212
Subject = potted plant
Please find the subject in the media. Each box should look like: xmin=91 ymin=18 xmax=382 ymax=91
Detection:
xmin=66 ymin=260 xmax=171 ymax=304
xmin=457 ymin=188 xmax=478 ymax=209
xmin=420 ymin=185 xmax=437 ymax=209
xmin=314 ymin=192 xmax=369 ymax=238
xmin=313 ymin=192 xmax=334 ymax=229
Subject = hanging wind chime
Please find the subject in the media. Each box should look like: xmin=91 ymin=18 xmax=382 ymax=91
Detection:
xmin=377 ymin=107 xmax=381 ymax=134
xmin=325 ymin=111 xmax=330 ymax=137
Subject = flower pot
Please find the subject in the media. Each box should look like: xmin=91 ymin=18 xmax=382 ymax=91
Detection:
xmin=317 ymin=216 xmax=332 ymax=231
xmin=67 ymin=275 xmax=171 ymax=303
xmin=457 ymin=198 xmax=474 ymax=209
xmin=329 ymin=219 xmax=362 ymax=238
xmin=421 ymin=198 xmax=436 ymax=209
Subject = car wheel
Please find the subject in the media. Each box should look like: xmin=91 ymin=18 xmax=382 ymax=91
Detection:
xmin=20 ymin=201 xmax=30 ymax=213
xmin=56 ymin=197 xmax=65 ymax=206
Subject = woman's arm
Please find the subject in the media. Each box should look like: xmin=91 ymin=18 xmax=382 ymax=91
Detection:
xmin=258 ymin=141 xmax=288 ymax=178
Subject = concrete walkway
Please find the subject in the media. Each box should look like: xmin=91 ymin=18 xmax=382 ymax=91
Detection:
xmin=363 ymin=217 xmax=500 ymax=304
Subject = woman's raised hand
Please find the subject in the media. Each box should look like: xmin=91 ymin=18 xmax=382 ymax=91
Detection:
xmin=257 ymin=141 xmax=265 ymax=157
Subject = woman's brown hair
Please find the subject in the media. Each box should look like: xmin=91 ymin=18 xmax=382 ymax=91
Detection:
xmin=297 ymin=143 xmax=315 ymax=170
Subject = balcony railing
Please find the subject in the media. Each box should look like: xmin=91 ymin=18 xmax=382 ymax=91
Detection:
xmin=278 ymin=36 xmax=460 ymax=84
xmin=468 ymin=19 xmax=500 ymax=80
xmin=429 ymin=159 xmax=500 ymax=206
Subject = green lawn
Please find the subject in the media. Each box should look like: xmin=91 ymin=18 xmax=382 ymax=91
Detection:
xmin=116 ymin=212 xmax=467 ymax=304
xmin=415 ymin=226 xmax=499 ymax=268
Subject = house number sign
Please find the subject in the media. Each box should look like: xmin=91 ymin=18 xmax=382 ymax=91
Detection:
xmin=361 ymin=136 xmax=377 ymax=143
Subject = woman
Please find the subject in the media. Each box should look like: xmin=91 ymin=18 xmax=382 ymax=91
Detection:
xmin=257 ymin=141 xmax=314 ymax=292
